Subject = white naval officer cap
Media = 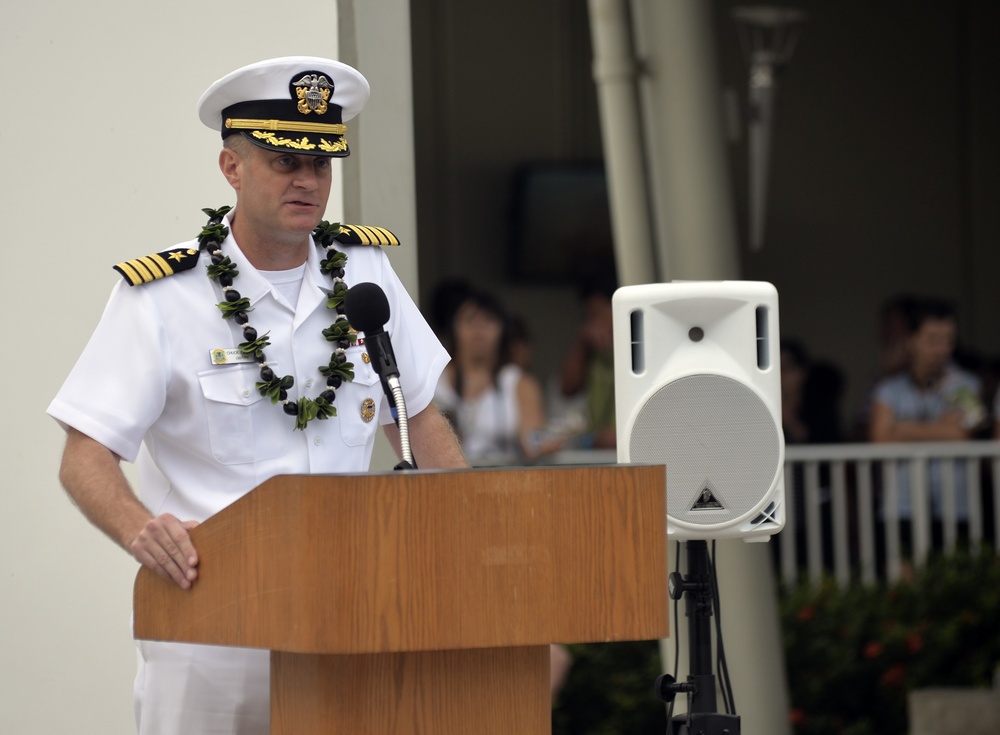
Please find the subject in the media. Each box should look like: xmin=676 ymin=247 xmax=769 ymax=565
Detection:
xmin=197 ymin=56 xmax=370 ymax=157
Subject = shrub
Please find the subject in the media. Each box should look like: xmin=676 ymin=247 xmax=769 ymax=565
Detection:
xmin=552 ymin=550 xmax=1000 ymax=734
xmin=552 ymin=640 xmax=666 ymax=734
xmin=781 ymin=549 xmax=1000 ymax=735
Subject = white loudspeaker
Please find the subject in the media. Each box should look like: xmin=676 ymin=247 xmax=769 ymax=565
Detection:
xmin=613 ymin=281 xmax=785 ymax=542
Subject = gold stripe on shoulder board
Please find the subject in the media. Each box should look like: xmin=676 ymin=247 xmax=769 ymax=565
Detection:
xmin=113 ymin=248 xmax=200 ymax=286
xmin=335 ymin=225 xmax=400 ymax=247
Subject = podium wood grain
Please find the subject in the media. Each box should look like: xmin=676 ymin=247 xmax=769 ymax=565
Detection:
xmin=271 ymin=646 xmax=549 ymax=734
xmin=134 ymin=465 xmax=668 ymax=733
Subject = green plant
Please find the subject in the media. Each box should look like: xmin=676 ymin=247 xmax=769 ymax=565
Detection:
xmin=552 ymin=640 xmax=666 ymax=734
xmin=549 ymin=551 xmax=1000 ymax=734
xmin=781 ymin=549 xmax=1000 ymax=735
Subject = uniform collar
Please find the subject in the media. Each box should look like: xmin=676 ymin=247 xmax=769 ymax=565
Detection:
xmin=221 ymin=208 xmax=330 ymax=323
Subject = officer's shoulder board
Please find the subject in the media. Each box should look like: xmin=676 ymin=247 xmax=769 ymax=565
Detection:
xmin=112 ymin=224 xmax=399 ymax=287
xmin=113 ymin=248 xmax=201 ymax=287
xmin=334 ymin=224 xmax=400 ymax=247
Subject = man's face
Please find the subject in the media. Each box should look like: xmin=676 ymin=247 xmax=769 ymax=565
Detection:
xmin=224 ymin=144 xmax=333 ymax=246
xmin=909 ymin=317 xmax=956 ymax=375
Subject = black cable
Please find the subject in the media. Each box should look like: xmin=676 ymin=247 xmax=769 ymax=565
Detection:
xmin=710 ymin=541 xmax=737 ymax=715
xmin=711 ymin=542 xmax=734 ymax=715
xmin=709 ymin=542 xmax=729 ymax=714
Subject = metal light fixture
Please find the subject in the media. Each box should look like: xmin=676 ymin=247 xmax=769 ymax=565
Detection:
xmin=732 ymin=5 xmax=806 ymax=251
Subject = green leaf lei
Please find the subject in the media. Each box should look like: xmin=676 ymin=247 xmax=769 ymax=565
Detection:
xmin=198 ymin=206 xmax=357 ymax=430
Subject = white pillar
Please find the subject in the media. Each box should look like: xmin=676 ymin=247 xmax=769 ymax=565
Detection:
xmin=587 ymin=0 xmax=658 ymax=287
xmin=632 ymin=0 xmax=741 ymax=280
xmin=339 ymin=0 xmax=419 ymax=472
xmin=715 ymin=539 xmax=792 ymax=735
xmin=626 ymin=2 xmax=790 ymax=733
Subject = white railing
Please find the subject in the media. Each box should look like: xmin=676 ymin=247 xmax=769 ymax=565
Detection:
xmin=477 ymin=443 xmax=1000 ymax=588
xmin=782 ymin=441 xmax=1000 ymax=587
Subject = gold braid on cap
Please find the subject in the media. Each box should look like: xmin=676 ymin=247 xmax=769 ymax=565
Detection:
xmin=225 ymin=118 xmax=347 ymax=135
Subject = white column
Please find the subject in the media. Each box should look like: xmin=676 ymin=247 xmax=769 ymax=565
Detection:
xmin=626 ymin=2 xmax=790 ymax=732
xmin=715 ymin=539 xmax=792 ymax=735
xmin=587 ymin=0 xmax=658 ymax=287
xmin=339 ymin=0 xmax=420 ymax=472
xmin=632 ymin=0 xmax=741 ymax=280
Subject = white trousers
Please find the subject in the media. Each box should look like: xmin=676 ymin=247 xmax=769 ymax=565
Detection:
xmin=134 ymin=641 xmax=269 ymax=735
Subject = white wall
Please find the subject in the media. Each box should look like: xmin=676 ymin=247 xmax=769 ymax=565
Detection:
xmin=0 ymin=2 xmax=416 ymax=731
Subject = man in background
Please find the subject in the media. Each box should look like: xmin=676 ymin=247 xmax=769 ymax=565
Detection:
xmin=869 ymin=297 xmax=984 ymax=537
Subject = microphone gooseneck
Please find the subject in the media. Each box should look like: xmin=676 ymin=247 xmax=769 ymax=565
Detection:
xmin=344 ymin=282 xmax=416 ymax=470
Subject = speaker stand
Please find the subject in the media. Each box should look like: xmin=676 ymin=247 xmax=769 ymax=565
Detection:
xmin=656 ymin=540 xmax=741 ymax=735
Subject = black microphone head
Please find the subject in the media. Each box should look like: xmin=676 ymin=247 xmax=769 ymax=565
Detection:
xmin=344 ymin=282 xmax=390 ymax=333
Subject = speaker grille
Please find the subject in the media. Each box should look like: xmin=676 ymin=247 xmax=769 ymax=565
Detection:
xmin=629 ymin=375 xmax=781 ymax=528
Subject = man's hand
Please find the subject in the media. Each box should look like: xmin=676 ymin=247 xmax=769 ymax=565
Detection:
xmin=59 ymin=428 xmax=202 ymax=590
xmin=130 ymin=515 xmax=200 ymax=589
xmin=384 ymin=405 xmax=468 ymax=469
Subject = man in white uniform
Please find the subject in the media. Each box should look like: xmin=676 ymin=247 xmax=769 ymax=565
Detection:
xmin=47 ymin=56 xmax=467 ymax=735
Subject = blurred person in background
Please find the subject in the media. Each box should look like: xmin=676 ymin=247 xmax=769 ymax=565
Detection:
xmin=434 ymin=289 xmax=564 ymax=463
xmin=558 ymin=272 xmax=617 ymax=449
xmin=869 ymin=297 xmax=985 ymax=542
xmin=781 ymin=339 xmax=845 ymax=445
xmin=869 ymin=298 xmax=985 ymax=444
xmin=852 ymin=293 xmax=919 ymax=440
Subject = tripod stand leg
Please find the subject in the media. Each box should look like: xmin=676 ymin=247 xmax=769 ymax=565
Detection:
xmin=662 ymin=540 xmax=741 ymax=735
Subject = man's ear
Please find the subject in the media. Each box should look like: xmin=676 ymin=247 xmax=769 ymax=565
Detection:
xmin=219 ymin=147 xmax=242 ymax=190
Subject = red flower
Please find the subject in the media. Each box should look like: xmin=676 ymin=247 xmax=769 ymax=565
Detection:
xmin=789 ymin=708 xmax=806 ymax=726
xmin=906 ymin=633 xmax=924 ymax=654
xmin=880 ymin=665 xmax=906 ymax=687
xmin=797 ymin=605 xmax=816 ymax=622
xmin=863 ymin=641 xmax=883 ymax=659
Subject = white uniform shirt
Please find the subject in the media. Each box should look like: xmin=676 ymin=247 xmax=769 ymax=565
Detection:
xmin=49 ymin=214 xmax=450 ymax=735
xmin=48 ymin=213 xmax=449 ymax=523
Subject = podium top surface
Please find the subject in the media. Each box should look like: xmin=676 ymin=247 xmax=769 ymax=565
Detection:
xmin=134 ymin=464 xmax=668 ymax=653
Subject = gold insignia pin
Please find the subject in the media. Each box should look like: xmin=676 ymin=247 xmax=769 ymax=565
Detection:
xmin=361 ymin=353 xmax=371 ymax=364
xmin=361 ymin=397 xmax=376 ymax=423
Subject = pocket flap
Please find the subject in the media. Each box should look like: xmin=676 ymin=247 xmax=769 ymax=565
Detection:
xmin=198 ymin=366 xmax=268 ymax=406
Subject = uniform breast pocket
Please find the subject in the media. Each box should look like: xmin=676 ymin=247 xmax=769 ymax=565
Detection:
xmin=337 ymin=357 xmax=383 ymax=447
xmin=198 ymin=365 xmax=290 ymax=465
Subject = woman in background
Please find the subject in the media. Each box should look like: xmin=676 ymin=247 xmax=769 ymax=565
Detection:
xmin=434 ymin=289 xmax=563 ymax=462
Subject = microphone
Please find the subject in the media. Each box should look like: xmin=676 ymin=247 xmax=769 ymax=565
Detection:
xmin=344 ymin=281 xmax=400 ymax=383
xmin=343 ymin=282 xmax=416 ymax=470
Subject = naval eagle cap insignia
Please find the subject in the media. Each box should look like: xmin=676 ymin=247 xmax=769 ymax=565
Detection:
xmin=292 ymin=72 xmax=333 ymax=115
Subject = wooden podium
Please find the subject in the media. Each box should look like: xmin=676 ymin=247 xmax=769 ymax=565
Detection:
xmin=134 ymin=465 xmax=668 ymax=734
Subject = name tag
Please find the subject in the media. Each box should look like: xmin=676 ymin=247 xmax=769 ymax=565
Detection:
xmin=210 ymin=348 xmax=256 ymax=365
